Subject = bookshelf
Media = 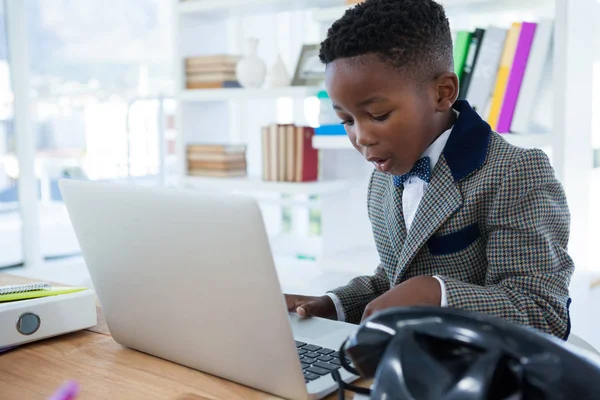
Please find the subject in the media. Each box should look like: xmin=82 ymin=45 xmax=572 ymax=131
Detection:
xmin=179 ymin=0 xmax=554 ymax=17
xmin=178 ymin=0 xmax=343 ymax=17
xmin=171 ymin=0 xmax=596 ymax=272
xmin=182 ymin=175 xmax=349 ymax=195
xmin=314 ymin=0 xmax=556 ymax=23
xmin=312 ymin=132 xmax=552 ymax=150
xmin=178 ymin=86 xmax=320 ymax=102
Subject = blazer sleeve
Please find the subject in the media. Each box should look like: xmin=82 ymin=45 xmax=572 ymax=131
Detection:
xmin=327 ymin=170 xmax=391 ymax=324
xmin=439 ymin=149 xmax=574 ymax=339
xmin=327 ymin=264 xmax=390 ymax=324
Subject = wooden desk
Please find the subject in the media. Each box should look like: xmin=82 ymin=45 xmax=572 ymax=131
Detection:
xmin=0 ymin=274 xmax=367 ymax=399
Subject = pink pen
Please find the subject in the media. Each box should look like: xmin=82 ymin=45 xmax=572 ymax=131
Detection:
xmin=49 ymin=380 xmax=79 ymax=400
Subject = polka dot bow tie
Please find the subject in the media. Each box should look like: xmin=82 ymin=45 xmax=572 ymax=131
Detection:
xmin=393 ymin=156 xmax=432 ymax=187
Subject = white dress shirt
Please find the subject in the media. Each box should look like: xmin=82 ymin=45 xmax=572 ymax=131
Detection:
xmin=327 ymin=121 xmax=456 ymax=322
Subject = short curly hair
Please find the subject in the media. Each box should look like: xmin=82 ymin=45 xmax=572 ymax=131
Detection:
xmin=319 ymin=0 xmax=454 ymax=82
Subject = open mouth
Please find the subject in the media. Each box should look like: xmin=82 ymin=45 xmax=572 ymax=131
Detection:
xmin=371 ymin=158 xmax=392 ymax=173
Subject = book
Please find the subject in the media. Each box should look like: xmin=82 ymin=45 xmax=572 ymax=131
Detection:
xmin=295 ymin=126 xmax=318 ymax=182
xmin=0 ymin=345 xmax=16 ymax=353
xmin=185 ymin=64 xmax=238 ymax=73
xmin=187 ymin=152 xmax=246 ymax=162
xmin=285 ymin=125 xmax=296 ymax=182
xmin=186 ymin=143 xmax=247 ymax=177
xmin=496 ymin=22 xmax=537 ymax=133
xmin=458 ymin=28 xmax=486 ymax=100
xmin=187 ymin=169 xmax=247 ymax=178
xmin=0 ymin=282 xmax=50 ymax=295
xmin=511 ymin=19 xmax=554 ymax=134
xmin=261 ymin=124 xmax=319 ymax=182
xmin=268 ymin=124 xmax=279 ymax=181
xmin=187 ymin=160 xmax=247 ymax=170
xmin=269 ymin=124 xmax=298 ymax=182
xmin=187 ymin=144 xmax=246 ymax=154
xmin=0 ymin=283 xmax=87 ymax=303
xmin=186 ymin=72 xmax=238 ymax=82
xmin=278 ymin=124 xmax=288 ymax=182
xmin=186 ymin=81 xmax=242 ymax=89
xmin=453 ymin=31 xmax=473 ymax=80
xmin=185 ymin=55 xmax=241 ymax=66
xmin=466 ymin=26 xmax=508 ymax=114
xmin=487 ymin=22 xmax=522 ymax=130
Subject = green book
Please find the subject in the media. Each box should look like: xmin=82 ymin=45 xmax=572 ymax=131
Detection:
xmin=0 ymin=282 xmax=87 ymax=302
xmin=453 ymin=30 xmax=473 ymax=81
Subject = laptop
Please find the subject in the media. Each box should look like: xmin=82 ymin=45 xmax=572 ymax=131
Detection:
xmin=59 ymin=179 xmax=360 ymax=400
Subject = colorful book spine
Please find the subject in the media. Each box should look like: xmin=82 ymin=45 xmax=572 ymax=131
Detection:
xmin=465 ymin=26 xmax=508 ymax=114
xmin=496 ymin=22 xmax=537 ymax=133
xmin=487 ymin=22 xmax=522 ymax=130
xmin=295 ymin=127 xmax=318 ymax=182
xmin=511 ymin=19 xmax=554 ymax=134
xmin=453 ymin=31 xmax=473 ymax=80
xmin=261 ymin=124 xmax=319 ymax=182
xmin=458 ymin=28 xmax=486 ymax=100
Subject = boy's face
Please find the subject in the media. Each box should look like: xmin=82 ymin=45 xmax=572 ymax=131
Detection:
xmin=325 ymin=54 xmax=452 ymax=176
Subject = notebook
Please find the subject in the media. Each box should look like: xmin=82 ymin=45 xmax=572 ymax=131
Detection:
xmin=0 ymin=282 xmax=87 ymax=303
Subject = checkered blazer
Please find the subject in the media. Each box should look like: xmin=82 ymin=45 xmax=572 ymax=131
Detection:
xmin=328 ymin=100 xmax=573 ymax=339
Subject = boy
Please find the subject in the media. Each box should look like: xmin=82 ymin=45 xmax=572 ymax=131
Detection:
xmin=285 ymin=0 xmax=573 ymax=339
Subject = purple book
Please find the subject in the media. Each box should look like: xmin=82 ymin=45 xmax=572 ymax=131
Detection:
xmin=0 ymin=346 xmax=17 ymax=354
xmin=497 ymin=22 xmax=537 ymax=133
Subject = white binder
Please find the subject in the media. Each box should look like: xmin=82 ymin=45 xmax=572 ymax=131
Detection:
xmin=0 ymin=289 xmax=98 ymax=349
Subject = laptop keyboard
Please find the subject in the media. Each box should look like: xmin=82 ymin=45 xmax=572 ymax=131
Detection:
xmin=295 ymin=340 xmax=352 ymax=384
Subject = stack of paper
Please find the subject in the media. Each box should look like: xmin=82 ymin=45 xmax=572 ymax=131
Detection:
xmin=0 ymin=282 xmax=87 ymax=303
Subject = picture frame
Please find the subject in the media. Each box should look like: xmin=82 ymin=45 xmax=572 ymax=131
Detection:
xmin=291 ymin=44 xmax=326 ymax=86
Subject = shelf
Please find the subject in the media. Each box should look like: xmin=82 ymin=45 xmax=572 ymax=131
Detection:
xmin=178 ymin=86 xmax=320 ymax=102
xmin=182 ymin=175 xmax=349 ymax=195
xmin=180 ymin=0 xmax=550 ymax=19
xmin=179 ymin=0 xmax=345 ymax=18
xmin=313 ymin=132 xmax=551 ymax=150
xmin=314 ymin=0 xmax=553 ymax=22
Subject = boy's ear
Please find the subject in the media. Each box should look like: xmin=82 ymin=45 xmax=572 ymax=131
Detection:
xmin=434 ymin=72 xmax=459 ymax=112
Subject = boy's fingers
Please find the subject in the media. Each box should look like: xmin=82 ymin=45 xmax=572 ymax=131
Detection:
xmin=297 ymin=300 xmax=321 ymax=317
xmin=285 ymin=294 xmax=331 ymax=318
xmin=285 ymin=294 xmax=313 ymax=312
xmin=285 ymin=294 xmax=305 ymax=311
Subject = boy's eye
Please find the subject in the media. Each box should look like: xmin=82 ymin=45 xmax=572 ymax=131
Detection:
xmin=371 ymin=112 xmax=391 ymax=122
xmin=340 ymin=118 xmax=354 ymax=126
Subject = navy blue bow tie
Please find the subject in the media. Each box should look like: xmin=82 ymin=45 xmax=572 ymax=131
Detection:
xmin=393 ymin=156 xmax=431 ymax=187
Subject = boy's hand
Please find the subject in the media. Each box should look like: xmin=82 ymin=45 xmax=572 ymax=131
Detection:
xmin=361 ymin=276 xmax=442 ymax=321
xmin=285 ymin=294 xmax=337 ymax=320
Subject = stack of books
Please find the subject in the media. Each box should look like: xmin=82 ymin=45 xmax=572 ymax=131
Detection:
xmin=261 ymin=124 xmax=319 ymax=182
xmin=186 ymin=144 xmax=247 ymax=178
xmin=453 ymin=19 xmax=554 ymax=133
xmin=185 ymin=55 xmax=242 ymax=89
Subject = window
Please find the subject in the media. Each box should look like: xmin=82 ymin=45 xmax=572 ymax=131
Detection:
xmin=26 ymin=0 xmax=174 ymax=259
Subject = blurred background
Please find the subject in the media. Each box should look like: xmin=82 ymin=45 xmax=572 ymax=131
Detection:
xmin=1 ymin=0 xmax=599 ymax=347
xmin=0 ymin=0 xmax=175 ymax=267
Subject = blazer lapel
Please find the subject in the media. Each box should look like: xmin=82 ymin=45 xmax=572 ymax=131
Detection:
xmin=394 ymin=156 xmax=463 ymax=282
xmin=383 ymin=180 xmax=407 ymax=275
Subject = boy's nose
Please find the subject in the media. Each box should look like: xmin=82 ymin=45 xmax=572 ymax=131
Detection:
xmin=355 ymin=125 xmax=378 ymax=147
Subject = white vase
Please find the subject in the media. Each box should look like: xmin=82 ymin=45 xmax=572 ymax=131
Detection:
xmin=236 ymin=38 xmax=267 ymax=88
xmin=266 ymin=53 xmax=290 ymax=88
